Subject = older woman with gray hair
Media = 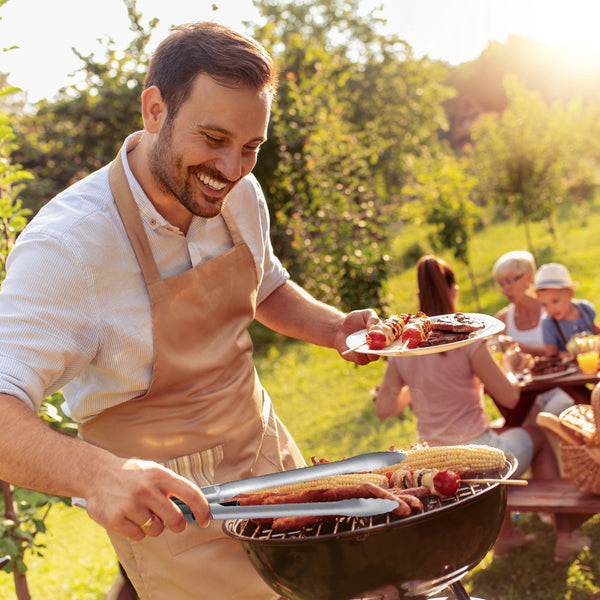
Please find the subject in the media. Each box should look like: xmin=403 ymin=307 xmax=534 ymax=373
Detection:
xmin=493 ymin=250 xmax=547 ymax=356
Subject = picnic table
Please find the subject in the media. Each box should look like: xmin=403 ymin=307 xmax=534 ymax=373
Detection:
xmin=492 ymin=368 xmax=600 ymax=427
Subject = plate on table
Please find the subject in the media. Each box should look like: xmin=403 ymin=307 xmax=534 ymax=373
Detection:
xmin=345 ymin=313 xmax=505 ymax=357
xmin=530 ymin=366 xmax=578 ymax=381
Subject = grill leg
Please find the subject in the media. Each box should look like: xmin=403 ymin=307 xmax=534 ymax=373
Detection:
xmin=448 ymin=581 xmax=471 ymax=600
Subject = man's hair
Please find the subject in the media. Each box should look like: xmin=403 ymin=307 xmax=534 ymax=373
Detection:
xmin=144 ymin=21 xmax=278 ymax=120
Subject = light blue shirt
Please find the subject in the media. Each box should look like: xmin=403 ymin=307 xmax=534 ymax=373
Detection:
xmin=540 ymin=299 xmax=597 ymax=351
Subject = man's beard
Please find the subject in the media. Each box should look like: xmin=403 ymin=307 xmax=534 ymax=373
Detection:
xmin=148 ymin=126 xmax=228 ymax=219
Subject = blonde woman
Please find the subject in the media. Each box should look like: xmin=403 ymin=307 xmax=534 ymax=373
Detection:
xmin=493 ymin=250 xmax=547 ymax=356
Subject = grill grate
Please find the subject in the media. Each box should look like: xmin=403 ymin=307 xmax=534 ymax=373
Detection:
xmin=228 ymin=462 xmax=513 ymax=542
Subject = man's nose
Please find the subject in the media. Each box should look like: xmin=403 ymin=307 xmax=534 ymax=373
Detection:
xmin=214 ymin=147 xmax=245 ymax=182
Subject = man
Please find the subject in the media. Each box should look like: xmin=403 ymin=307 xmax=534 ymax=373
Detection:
xmin=0 ymin=22 xmax=378 ymax=599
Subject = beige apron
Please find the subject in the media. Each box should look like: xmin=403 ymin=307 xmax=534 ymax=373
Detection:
xmin=80 ymin=145 xmax=304 ymax=600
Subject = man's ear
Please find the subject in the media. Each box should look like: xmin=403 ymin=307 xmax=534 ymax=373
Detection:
xmin=141 ymin=86 xmax=167 ymax=134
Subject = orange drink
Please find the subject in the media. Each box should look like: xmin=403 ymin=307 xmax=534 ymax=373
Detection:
xmin=576 ymin=351 xmax=599 ymax=374
xmin=492 ymin=351 xmax=504 ymax=366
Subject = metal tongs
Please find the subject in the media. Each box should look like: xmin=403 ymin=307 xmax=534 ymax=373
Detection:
xmin=172 ymin=450 xmax=405 ymax=521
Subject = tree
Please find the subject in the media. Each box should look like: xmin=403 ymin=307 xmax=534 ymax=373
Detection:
xmin=251 ymin=0 xmax=454 ymax=310
xmin=469 ymin=76 xmax=565 ymax=254
xmin=401 ymin=150 xmax=482 ymax=308
xmin=12 ymin=0 xmax=156 ymax=213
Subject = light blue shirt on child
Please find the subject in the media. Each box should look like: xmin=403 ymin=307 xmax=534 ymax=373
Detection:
xmin=541 ymin=299 xmax=597 ymax=351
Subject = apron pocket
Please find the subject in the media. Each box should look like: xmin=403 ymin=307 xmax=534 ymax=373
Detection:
xmin=162 ymin=444 xmax=224 ymax=489
xmin=162 ymin=444 xmax=226 ymax=557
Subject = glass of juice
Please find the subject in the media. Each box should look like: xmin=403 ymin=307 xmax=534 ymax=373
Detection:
xmin=576 ymin=350 xmax=599 ymax=374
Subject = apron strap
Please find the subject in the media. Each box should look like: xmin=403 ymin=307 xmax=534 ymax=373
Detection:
xmin=108 ymin=157 xmax=162 ymax=285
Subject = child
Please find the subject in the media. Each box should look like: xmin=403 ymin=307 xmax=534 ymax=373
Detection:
xmin=534 ymin=262 xmax=600 ymax=355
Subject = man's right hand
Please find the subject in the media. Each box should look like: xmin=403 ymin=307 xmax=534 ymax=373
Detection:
xmin=0 ymin=394 xmax=211 ymax=541
xmin=84 ymin=457 xmax=212 ymax=540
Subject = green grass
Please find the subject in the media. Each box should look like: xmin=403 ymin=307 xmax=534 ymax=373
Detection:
xmin=0 ymin=502 xmax=119 ymax=599
xmin=2 ymin=196 xmax=600 ymax=599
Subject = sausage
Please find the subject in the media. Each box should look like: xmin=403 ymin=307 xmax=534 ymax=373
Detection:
xmin=361 ymin=482 xmax=412 ymax=517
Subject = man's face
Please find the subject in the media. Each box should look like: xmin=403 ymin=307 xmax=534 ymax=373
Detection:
xmin=149 ymin=74 xmax=270 ymax=219
xmin=536 ymin=287 xmax=574 ymax=320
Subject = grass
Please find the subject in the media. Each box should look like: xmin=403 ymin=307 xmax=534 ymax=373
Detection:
xmin=2 ymin=194 xmax=600 ymax=599
xmin=0 ymin=501 xmax=119 ymax=599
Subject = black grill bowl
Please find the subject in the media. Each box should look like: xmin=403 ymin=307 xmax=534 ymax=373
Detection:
xmin=223 ymin=454 xmax=517 ymax=600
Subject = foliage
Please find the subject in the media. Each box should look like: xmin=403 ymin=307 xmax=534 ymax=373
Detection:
xmin=0 ymin=90 xmax=32 ymax=280
xmin=559 ymin=96 xmax=600 ymax=202
xmin=0 ymin=14 xmax=76 ymax=590
xmin=12 ymin=0 xmax=156 ymax=213
xmin=250 ymin=0 xmax=454 ymax=310
xmin=469 ymin=76 xmax=567 ymax=254
xmin=400 ymin=149 xmax=482 ymax=308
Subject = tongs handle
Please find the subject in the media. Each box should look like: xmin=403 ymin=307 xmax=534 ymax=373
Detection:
xmin=198 ymin=451 xmax=404 ymax=503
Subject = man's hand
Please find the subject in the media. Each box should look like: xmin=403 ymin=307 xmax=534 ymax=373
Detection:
xmin=85 ymin=458 xmax=212 ymax=541
xmin=0 ymin=395 xmax=213 ymax=542
xmin=337 ymin=308 xmax=380 ymax=365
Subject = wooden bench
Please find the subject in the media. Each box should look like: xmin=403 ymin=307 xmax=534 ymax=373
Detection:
xmin=507 ymin=478 xmax=600 ymax=532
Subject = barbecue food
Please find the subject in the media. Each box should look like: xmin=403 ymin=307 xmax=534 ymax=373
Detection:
xmin=366 ymin=314 xmax=411 ymax=350
xmin=530 ymin=355 xmax=576 ymax=376
xmin=232 ymin=472 xmax=390 ymax=496
xmin=401 ymin=313 xmax=433 ymax=349
xmin=227 ymin=445 xmax=507 ymax=532
xmin=364 ymin=312 xmax=487 ymax=351
xmin=431 ymin=312 xmax=485 ymax=333
xmin=417 ymin=330 xmax=469 ymax=347
xmin=389 ymin=468 xmax=463 ymax=497
xmin=374 ymin=444 xmax=506 ymax=473
xmin=267 ymin=483 xmax=427 ymax=532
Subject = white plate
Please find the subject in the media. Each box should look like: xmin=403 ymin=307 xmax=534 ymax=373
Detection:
xmin=345 ymin=313 xmax=505 ymax=357
xmin=530 ymin=366 xmax=578 ymax=381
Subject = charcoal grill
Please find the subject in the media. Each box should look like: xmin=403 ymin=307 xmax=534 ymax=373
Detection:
xmin=223 ymin=453 xmax=518 ymax=600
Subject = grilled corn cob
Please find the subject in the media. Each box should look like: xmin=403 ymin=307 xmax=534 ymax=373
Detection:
xmin=245 ymin=472 xmax=389 ymax=495
xmin=372 ymin=444 xmax=505 ymax=474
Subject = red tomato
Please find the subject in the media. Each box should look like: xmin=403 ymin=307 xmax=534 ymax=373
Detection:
xmin=432 ymin=469 xmax=460 ymax=497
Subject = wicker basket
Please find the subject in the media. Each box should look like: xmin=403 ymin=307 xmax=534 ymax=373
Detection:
xmin=558 ymin=384 xmax=600 ymax=495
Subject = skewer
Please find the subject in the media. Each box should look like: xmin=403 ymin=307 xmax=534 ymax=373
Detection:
xmin=399 ymin=340 xmax=410 ymax=352
xmin=462 ymin=478 xmax=528 ymax=485
xmin=341 ymin=341 xmax=368 ymax=356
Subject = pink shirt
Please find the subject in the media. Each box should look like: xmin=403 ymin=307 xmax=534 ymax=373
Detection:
xmin=388 ymin=340 xmax=490 ymax=445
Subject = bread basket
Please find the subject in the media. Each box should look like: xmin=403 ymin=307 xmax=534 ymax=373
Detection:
xmin=536 ymin=384 xmax=600 ymax=494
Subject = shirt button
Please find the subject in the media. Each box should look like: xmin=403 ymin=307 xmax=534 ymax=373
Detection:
xmin=149 ymin=218 xmax=157 ymax=226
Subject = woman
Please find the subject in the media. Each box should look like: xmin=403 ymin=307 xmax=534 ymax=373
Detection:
xmin=374 ymin=255 xmax=589 ymax=560
xmin=493 ymin=250 xmax=546 ymax=356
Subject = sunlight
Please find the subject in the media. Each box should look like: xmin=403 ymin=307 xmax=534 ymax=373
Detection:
xmin=540 ymin=5 xmax=600 ymax=64
xmin=513 ymin=1 xmax=600 ymax=70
